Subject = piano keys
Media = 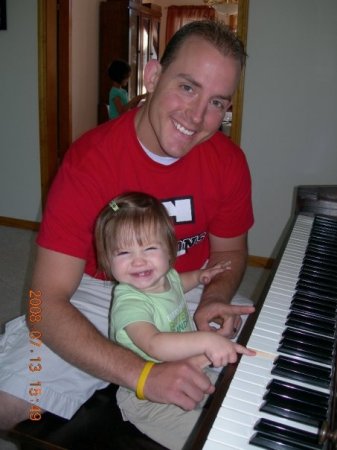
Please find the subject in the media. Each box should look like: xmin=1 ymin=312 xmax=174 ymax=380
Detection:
xmin=184 ymin=213 xmax=337 ymax=450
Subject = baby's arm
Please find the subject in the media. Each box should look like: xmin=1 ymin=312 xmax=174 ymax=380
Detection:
xmin=124 ymin=321 xmax=255 ymax=367
xmin=180 ymin=261 xmax=231 ymax=293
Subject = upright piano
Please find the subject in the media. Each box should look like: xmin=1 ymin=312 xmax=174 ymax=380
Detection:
xmin=185 ymin=185 xmax=337 ymax=450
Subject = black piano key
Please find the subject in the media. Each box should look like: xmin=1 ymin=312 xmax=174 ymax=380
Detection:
xmin=292 ymin=292 xmax=337 ymax=310
xmin=304 ymin=252 xmax=337 ymax=269
xmin=260 ymin=397 xmax=325 ymax=426
xmin=282 ymin=328 xmax=334 ymax=346
xmin=297 ymin=273 xmax=337 ymax=292
xmin=308 ymin=236 xmax=337 ymax=249
xmin=285 ymin=312 xmax=335 ymax=338
xmin=250 ymin=433 xmax=319 ymax=450
xmin=309 ymin=238 xmax=337 ymax=251
xmin=300 ymin=266 xmax=337 ymax=281
xmin=287 ymin=308 xmax=336 ymax=327
xmin=265 ymin=379 xmax=329 ymax=409
xmin=300 ymin=264 xmax=337 ymax=278
xmin=290 ymin=298 xmax=336 ymax=321
xmin=295 ymin=290 xmax=337 ymax=306
xmin=304 ymin=246 xmax=337 ymax=259
xmin=310 ymin=232 xmax=337 ymax=242
xmin=295 ymin=281 xmax=337 ymax=299
xmin=271 ymin=355 xmax=331 ymax=388
xmin=278 ymin=338 xmax=332 ymax=365
xmin=263 ymin=391 xmax=328 ymax=419
xmin=250 ymin=418 xmax=322 ymax=450
xmin=308 ymin=242 xmax=337 ymax=252
xmin=303 ymin=257 xmax=337 ymax=275
xmin=296 ymin=282 xmax=337 ymax=298
xmin=292 ymin=292 xmax=337 ymax=311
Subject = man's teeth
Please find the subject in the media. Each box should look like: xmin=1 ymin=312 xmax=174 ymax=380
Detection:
xmin=174 ymin=121 xmax=194 ymax=136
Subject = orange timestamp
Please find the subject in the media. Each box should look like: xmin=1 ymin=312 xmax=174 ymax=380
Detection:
xmin=28 ymin=289 xmax=43 ymax=421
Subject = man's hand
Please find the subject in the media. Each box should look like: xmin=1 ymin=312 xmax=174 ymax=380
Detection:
xmin=194 ymin=302 xmax=255 ymax=338
xmin=144 ymin=359 xmax=215 ymax=411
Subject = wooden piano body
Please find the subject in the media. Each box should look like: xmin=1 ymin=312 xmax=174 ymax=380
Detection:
xmin=185 ymin=185 xmax=337 ymax=450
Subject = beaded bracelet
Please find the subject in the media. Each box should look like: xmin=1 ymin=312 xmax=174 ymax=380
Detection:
xmin=136 ymin=361 xmax=155 ymax=400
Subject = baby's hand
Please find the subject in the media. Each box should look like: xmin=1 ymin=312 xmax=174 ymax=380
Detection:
xmin=205 ymin=336 xmax=255 ymax=367
xmin=199 ymin=261 xmax=231 ymax=285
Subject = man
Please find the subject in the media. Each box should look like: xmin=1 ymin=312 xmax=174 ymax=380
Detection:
xmin=0 ymin=20 xmax=254 ymax=430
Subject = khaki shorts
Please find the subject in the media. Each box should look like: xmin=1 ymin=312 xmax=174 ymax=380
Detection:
xmin=117 ymin=368 xmax=220 ymax=450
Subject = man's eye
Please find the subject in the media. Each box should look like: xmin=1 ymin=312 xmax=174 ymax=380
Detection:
xmin=211 ymin=99 xmax=231 ymax=111
xmin=180 ymin=84 xmax=193 ymax=93
xmin=211 ymin=99 xmax=225 ymax=110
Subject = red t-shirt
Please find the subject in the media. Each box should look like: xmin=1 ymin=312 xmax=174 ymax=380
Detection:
xmin=37 ymin=109 xmax=254 ymax=278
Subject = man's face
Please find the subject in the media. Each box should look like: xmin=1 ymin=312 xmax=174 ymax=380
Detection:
xmin=136 ymin=36 xmax=241 ymax=158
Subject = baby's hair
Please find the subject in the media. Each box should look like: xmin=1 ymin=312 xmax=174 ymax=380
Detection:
xmin=95 ymin=192 xmax=177 ymax=280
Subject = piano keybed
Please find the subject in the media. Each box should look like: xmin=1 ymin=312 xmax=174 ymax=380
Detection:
xmin=188 ymin=214 xmax=337 ymax=450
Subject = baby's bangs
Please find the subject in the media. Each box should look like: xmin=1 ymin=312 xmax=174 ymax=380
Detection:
xmin=114 ymin=214 xmax=160 ymax=248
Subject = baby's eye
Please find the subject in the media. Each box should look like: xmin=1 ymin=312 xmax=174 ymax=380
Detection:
xmin=116 ymin=250 xmax=129 ymax=256
xmin=145 ymin=246 xmax=157 ymax=251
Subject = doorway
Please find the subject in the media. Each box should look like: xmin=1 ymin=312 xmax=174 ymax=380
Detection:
xmin=38 ymin=0 xmax=71 ymax=208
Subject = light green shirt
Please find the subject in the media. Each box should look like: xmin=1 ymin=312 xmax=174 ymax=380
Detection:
xmin=110 ymin=269 xmax=195 ymax=362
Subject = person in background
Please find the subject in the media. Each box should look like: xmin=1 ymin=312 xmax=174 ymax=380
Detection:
xmin=95 ymin=192 xmax=255 ymax=449
xmin=0 ymin=20 xmax=255 ymax=434
xmin=108 ymin=59 xmax=146 ymax=119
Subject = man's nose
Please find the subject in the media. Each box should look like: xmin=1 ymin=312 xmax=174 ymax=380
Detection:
xmin=188 ymin=98 xmax=207 ymax=125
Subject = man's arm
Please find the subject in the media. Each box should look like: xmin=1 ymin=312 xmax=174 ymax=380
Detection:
xmin=29 ymin=246 xmax=213 ymax=409
xmin=194 ymin=233 xmax=255 ymax=336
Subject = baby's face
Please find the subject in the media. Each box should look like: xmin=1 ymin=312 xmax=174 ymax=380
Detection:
xmin=110 ymin=233 xmax=171 ymax=293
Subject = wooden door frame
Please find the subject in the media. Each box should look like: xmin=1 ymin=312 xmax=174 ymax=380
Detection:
xmin=38 ymin=0 xmax=71 ymax=209
xmin=231 ymin=0 xmax=249 ymax=146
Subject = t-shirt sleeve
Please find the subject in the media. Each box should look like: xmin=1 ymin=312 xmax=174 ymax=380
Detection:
xmin=110 ymin=288 xmax=156 ymax=339
xmin=207 ymin=139 xmax=254 ymax=238
xmin=36 ymin=127 xmax=115 ymax=262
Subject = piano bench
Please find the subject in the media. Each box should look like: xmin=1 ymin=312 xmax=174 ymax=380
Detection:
xmin=8 ymin=384 xmax=167 ymax=450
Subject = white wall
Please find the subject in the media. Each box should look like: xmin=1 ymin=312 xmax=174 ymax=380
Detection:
xmin=0 ymin=0 xmax=101 ymax=223
xmin=0 ymin=0 xmax=41 ymax=222
xmin=241 ymin=0 xmax=337 ymax=258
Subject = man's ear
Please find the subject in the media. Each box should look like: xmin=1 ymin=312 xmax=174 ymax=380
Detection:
xmin=144 ymin=59 xmax=162 ymax=93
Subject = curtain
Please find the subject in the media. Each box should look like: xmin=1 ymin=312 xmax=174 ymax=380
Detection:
xmin=165 ymin=5 xmax=215 ymax=44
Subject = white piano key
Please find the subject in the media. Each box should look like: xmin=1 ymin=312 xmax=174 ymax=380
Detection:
xmin=214 ymin=399 xmax=318 ymax=435
xmin=229 ymin=378 xmax=267 ymax=398
xmin=205 ymin=423 xmax=254 ymax=449
xmin=247 ymin=335 xmax=279 ymax=354
xmin=204 ymin=436 xmax=251 ymax=450
xmin=227 ymin=387 xmax=264 ymax=405
xmin=236 ymin=355 xmax=330 ymax=394
xmin=201 ymin=215 xmax=323 ymax=449
xmin=254 ymin=320 xmax=285 ymax=336
xmin=254 ymin=315 xmax=284 ymax=326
